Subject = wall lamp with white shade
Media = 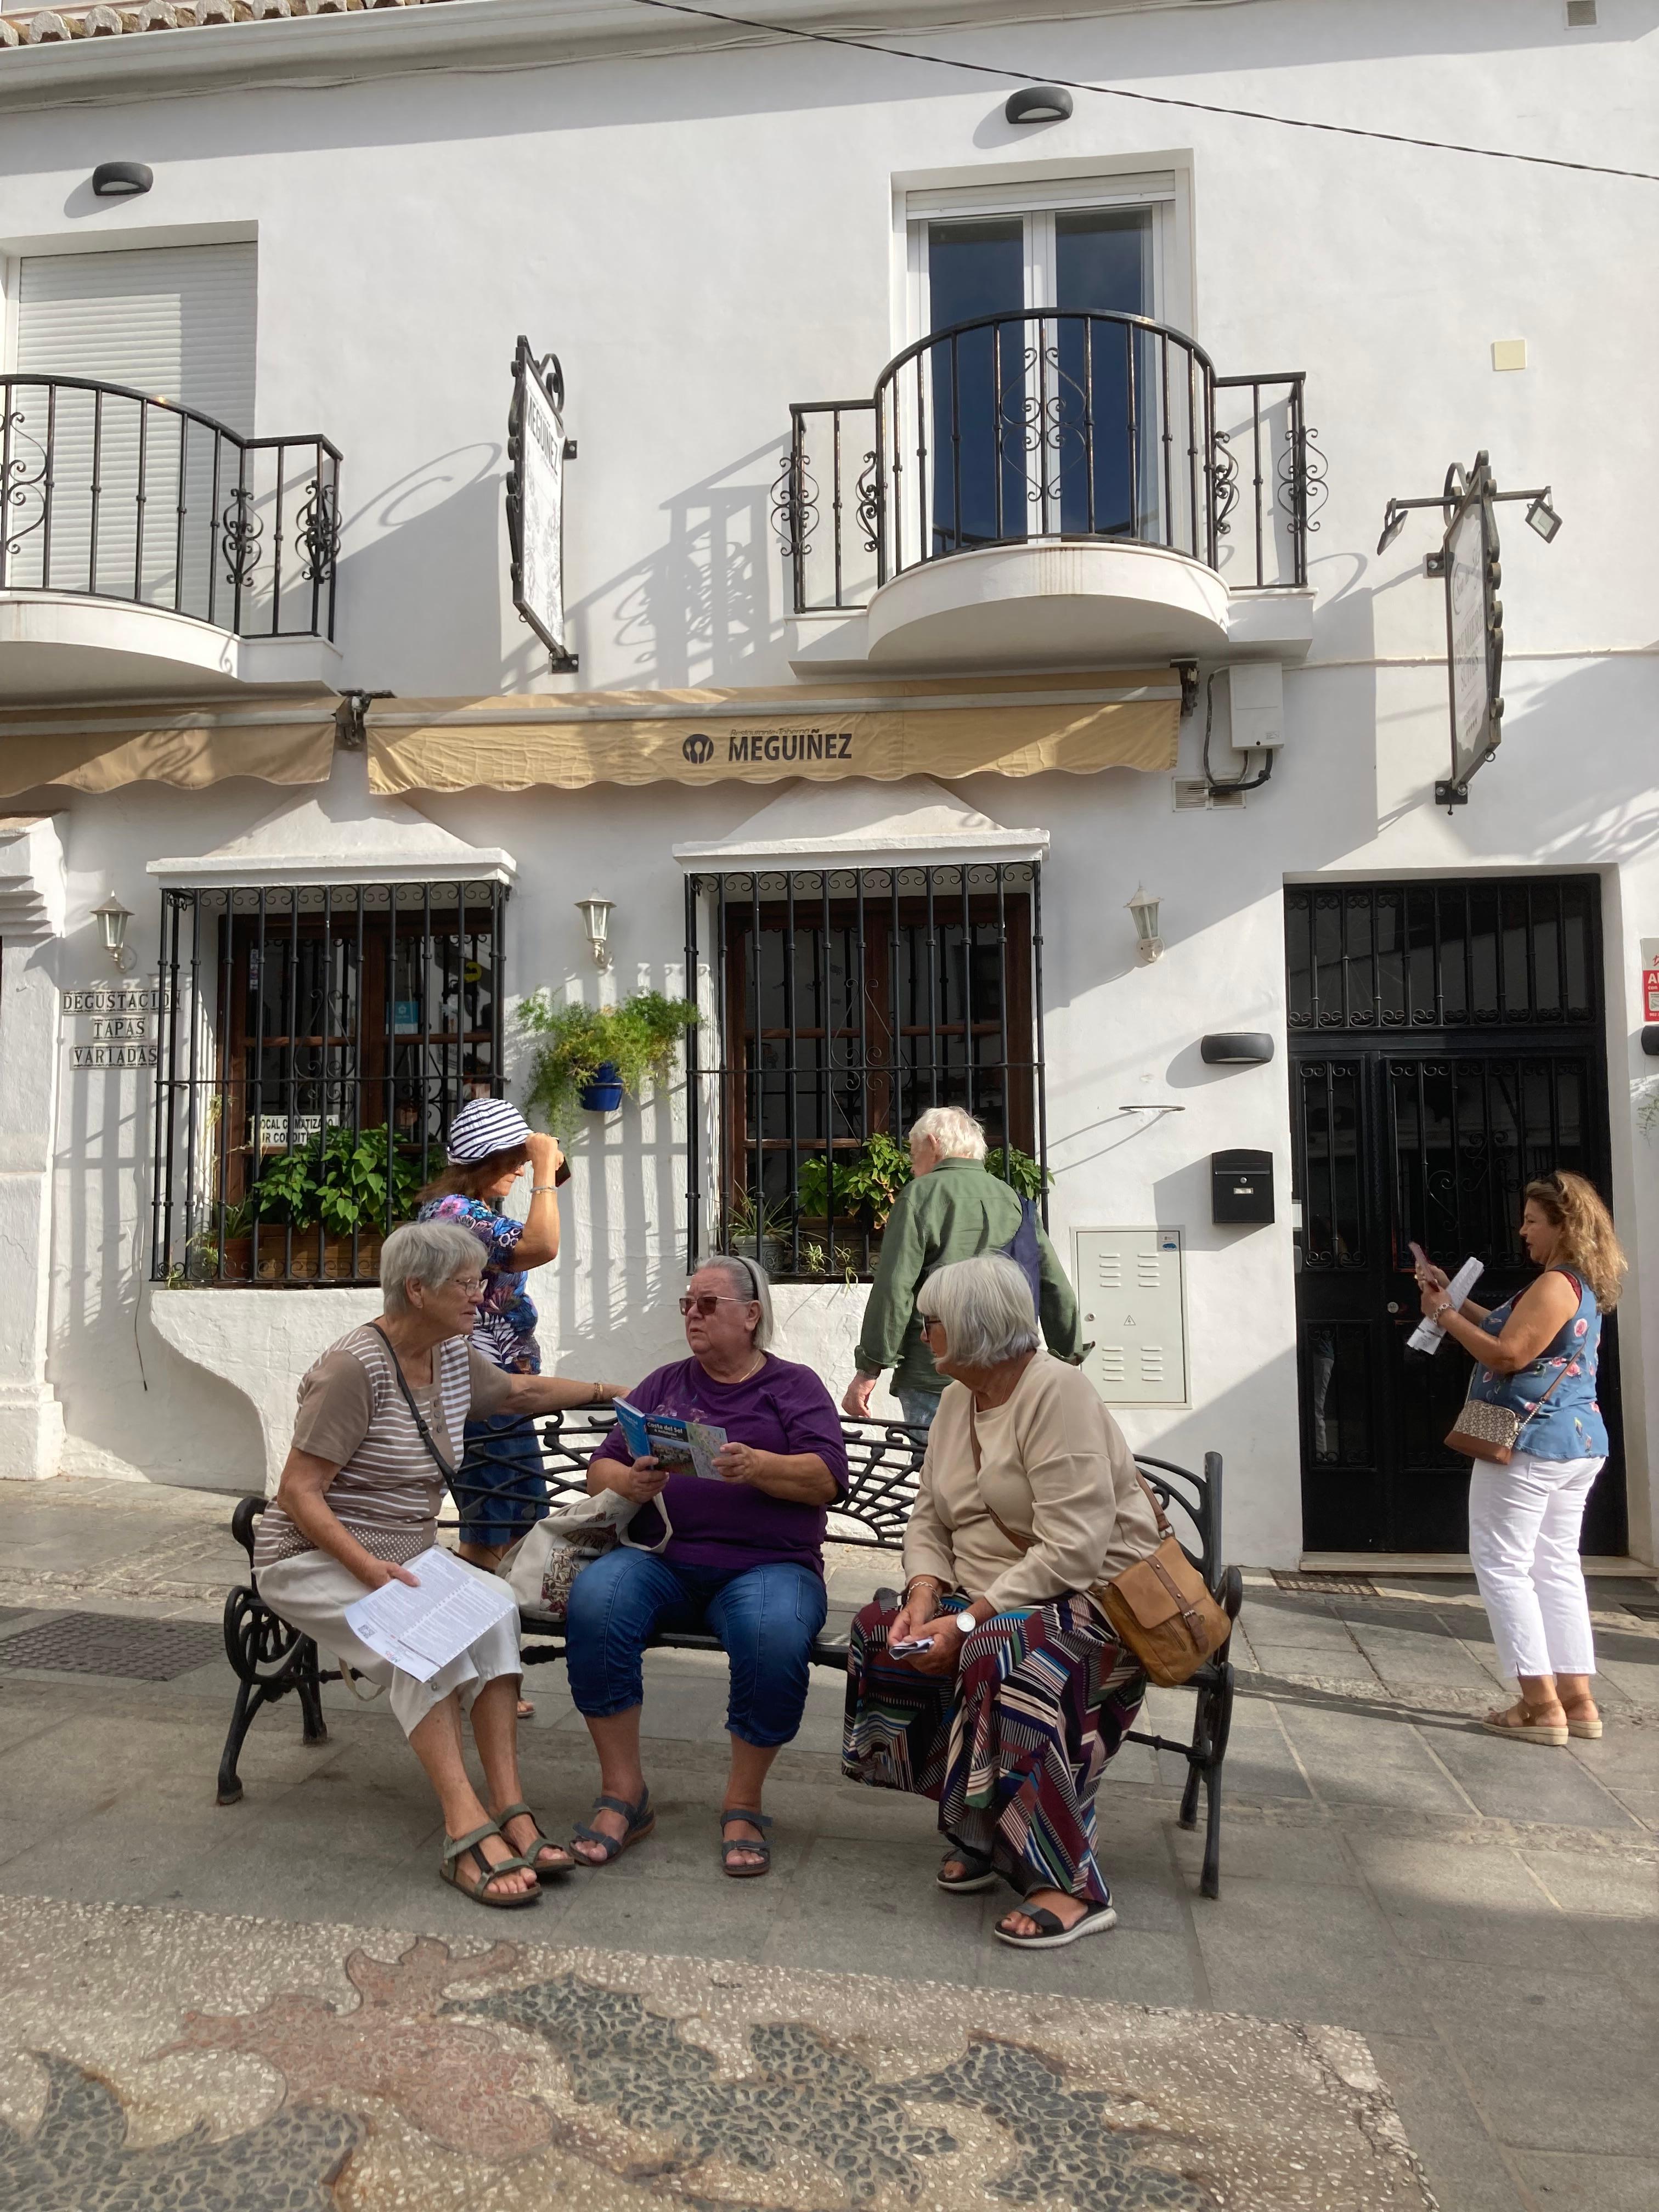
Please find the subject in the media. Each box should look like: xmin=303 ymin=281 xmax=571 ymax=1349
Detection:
xmin=1126 ymin=884 xmax=1163 ymax=965
xmin=574 ymin=894 xmax=614 ymax=972
xmin=91 ymin=894 xmax=136 ymax=973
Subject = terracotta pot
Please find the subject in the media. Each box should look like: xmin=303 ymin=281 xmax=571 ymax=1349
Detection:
xmin=256 ymin=1232 xmax=383 ymax=1282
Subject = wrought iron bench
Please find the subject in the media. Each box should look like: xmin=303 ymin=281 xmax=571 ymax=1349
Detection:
xmin=217 ymin=1410 xmax=1242 ymax=1896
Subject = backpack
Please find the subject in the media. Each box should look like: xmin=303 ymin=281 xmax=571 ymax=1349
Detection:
xmin=1000 ymin=1198 xmax=1043 ymax=1314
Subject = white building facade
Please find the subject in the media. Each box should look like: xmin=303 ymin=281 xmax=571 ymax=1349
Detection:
xmin=0 ymin=0 xmax=1654 ymax=1572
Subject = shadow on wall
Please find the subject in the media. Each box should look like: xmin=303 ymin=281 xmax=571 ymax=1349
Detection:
xmin=334 ymin=446 xmax=505 ymax=692
xmin=53 ymin=1063 xmax=266 ymax=1488
xmin=562 ymin=441 xmax=783 ymax=687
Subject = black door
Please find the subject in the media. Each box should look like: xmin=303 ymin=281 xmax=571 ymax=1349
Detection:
xmin=1288 ymin=880 xmax=1627 ymax=1556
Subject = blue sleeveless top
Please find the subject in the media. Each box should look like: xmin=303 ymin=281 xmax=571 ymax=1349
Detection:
xmin=1467 ymin=1269 xmax=1606 ymax=1460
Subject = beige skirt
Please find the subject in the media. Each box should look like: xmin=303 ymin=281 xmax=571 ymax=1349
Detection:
xmin=258 ymin=1548 xmax=523 ymax=1739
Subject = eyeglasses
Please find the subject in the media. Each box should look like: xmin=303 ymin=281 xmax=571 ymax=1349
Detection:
xmin=921 ymin=1314 xmax=946 ymax=1334
xmin=450 ymin=1276 xmax=486 ymax=1296
xmin=678 ymin=1293 xmax=753 ymax=1317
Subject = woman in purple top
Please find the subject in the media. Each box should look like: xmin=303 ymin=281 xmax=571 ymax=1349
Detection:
xmin=566 ymin=1255 xmax=847 ymax=1878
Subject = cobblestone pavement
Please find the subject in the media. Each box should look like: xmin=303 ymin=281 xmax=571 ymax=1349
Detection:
xmin=0 ymin=1476 xmax=1655 ymax=2212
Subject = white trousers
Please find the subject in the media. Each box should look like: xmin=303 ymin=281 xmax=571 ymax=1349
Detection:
xmin=259 ymin=1549 xmax=523 ymax=1739
xmin=1466 ymin=1451 xmax=1602 ymax=1681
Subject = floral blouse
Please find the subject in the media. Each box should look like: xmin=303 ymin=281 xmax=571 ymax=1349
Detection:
xmin=417 ymin=1194 xmax=540 ymax=1375
xmin=1468 ymin=1268 xmax=1606 ymax=1460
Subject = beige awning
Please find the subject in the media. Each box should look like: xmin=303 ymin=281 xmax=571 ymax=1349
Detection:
xmin=365 ymin=670 xmax=1181 ymax=793
xmin=0 ymin=699 xmax=339 ymax=799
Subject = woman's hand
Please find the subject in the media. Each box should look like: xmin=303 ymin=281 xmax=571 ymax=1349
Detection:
xmin=713 ymin=1441 xmax=768 ymax=1485
xmin=526 ymin=1129 xmax=564 ymax=1176
xmin=889 ymin=1579 xmax=945 ymax=1647
xmin=1419 ymin=1280 xmax=1453 ymax=1319
xmin=596 ymin=1454 xmax=669 ymax=1504
xmin=900 ymin=1609 xmax=966 ymax=1677
xmin=357 ymin=1557 xmax=420 ymax=1593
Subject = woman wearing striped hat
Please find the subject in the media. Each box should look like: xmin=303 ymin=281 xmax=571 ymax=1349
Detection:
xmin=417 ymin=1099 xmax=566 ymax=1624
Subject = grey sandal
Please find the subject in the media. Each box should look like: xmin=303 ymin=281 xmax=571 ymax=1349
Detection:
xmin=495 ymin=1800 xmax=573 ymax=1881
xmin=719 ymin=1808 xmax=773 ymax=1878
xmin=439 ymin=1821 xmax=541 ymax=1910
xmin=571 ymin=1789 xmax=655 ymax=1865
xmin=937 ymin=1839 xmax=997 ymax=1893
xmin=994 ymin=1899 xmax=1116 ymax=1950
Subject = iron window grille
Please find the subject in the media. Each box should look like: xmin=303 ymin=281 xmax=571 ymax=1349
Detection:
xmin=682 ymin=862 xmax=1046 ymax=1281
xmin=152 ymin=879 xmax=508 ymax=1286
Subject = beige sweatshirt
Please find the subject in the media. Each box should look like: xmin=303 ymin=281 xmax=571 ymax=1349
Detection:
xmin=902 ymin=1352 xmax=1163 ymax=1610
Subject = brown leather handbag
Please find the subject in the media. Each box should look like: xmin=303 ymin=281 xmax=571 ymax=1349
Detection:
xmin=970 ymin=1409 xmax=1232 ymax=1688
xmin=1444 ymin=1363 xmax=1569 ymax=1465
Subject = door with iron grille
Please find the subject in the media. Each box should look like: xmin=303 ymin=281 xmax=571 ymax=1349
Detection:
xmin=1288 ymin=879 xmax=1626 ymax=1555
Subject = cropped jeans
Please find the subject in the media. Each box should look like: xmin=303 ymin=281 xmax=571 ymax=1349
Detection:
xmin=565 ymin=1548 xmax=828 ymax=1748
xmin=1467 ymin=1451 xmax=1603 ymax=1681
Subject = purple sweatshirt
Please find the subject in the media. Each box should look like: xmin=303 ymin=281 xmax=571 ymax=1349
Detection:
xmin=591 ymin=1353 xmax=848 ymax=1576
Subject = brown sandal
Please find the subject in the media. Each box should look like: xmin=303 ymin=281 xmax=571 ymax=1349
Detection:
xmin=1481 ymin=1701 xmax=1568 ymax=1747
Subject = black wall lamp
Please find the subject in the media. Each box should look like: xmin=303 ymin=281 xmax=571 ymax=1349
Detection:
xmin=92 ymin=162 xmax=153 ymax=198
xmin=1200 ymin=1032 xmax=1274 ymax=1067
xmin=1005 ymin=85 xmax=1073 ymax=125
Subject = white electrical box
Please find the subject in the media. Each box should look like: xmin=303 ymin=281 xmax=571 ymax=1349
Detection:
xmin=1223 ymin=662 xmax=1284 ymax=748
xmin=1073 ymin=1227 xmax=1189 ymax=1407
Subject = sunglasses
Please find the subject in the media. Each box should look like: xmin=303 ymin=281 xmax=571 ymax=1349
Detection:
xmin=678 ymin=1293 xmax=753 ymax=1317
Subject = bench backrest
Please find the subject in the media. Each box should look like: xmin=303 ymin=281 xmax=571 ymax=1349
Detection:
xmin=453 ymin=1408 xmax=1223 ymax=1585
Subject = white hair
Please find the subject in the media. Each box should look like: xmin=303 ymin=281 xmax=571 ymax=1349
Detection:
xmin=916 ymin=1253 xmax=1040 ymax=1368
xmin=380 ymin=1220 xmax=483 ymax=1315
xmin=909 ymin=1106 xmax=988 ymax=1163
xmin=701 ymin=1252 xmax=775 ymax=1351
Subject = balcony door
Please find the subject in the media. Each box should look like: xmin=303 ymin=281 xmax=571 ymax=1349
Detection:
xmin=9 ymin=244 xmax=256 ymax=610
xmin=916 ymin=195 xmax=1161 ymax=554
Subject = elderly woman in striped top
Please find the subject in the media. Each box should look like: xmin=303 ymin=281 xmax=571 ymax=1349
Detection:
xmin=257 ymin=1219 xmax=629 ymax=1909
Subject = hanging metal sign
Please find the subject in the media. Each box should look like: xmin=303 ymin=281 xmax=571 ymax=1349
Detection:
xmin=505 ymin=336 xmax=578 ymax=672
xmin=1434 ymin=458 xmax=1503 ymax=805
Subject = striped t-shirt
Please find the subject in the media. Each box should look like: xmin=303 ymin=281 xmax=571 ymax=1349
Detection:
xmin=253 ymin=1325 xmax=513 ymax=1570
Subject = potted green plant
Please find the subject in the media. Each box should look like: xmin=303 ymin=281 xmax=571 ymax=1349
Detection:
xmin=795 ymin=1133 xmax=1051 ymax=1238
xmin=726 ymin=1188 xmax=793 ymax=1276
xmin=246 ymin=1123 xmax=421 ymax=1278
xmin=519 ymin=989 xmax=698 ymax=1135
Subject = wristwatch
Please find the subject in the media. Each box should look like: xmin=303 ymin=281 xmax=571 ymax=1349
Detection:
xmin=954 ymin=1609 xmax=980 ymax=1635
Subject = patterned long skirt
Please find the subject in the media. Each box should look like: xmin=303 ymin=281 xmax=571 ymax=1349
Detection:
xmin=842 ymin=1593 xmax=1144 ymax=1904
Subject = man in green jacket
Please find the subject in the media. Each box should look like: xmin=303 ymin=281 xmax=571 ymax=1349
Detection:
xmin=842 ymin=1107 xmax=1084 ymax=1430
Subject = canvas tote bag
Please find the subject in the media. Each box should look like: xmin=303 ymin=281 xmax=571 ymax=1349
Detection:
xmin=968 ymin=1402 xmax=1231 ymax=1689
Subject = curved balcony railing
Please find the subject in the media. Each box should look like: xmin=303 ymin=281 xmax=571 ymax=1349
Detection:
xmin=1 ymin=374 xmax=341 ymax=641
xmin=776 ymin=310 xmax=1324 ymax=616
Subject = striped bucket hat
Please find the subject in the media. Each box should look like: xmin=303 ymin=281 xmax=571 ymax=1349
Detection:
xmin=444 ymin=1097 xmax=531 ymax=1164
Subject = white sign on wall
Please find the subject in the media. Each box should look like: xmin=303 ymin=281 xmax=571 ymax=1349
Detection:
xmin=506 ymin=335 xmax=578 ymax=671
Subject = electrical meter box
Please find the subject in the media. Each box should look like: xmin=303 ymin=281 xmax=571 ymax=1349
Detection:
xmin=1212 ymin=1149 xmax=1274 ymax=1224
xmin=1073 ymin=1227 xmax=1188 ymax=1407
xmin=1223 ymin=662 xmax=1285 ymax=748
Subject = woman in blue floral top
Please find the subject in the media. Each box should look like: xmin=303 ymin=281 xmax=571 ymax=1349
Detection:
xmin=1416 ymin=1172 xmax=1626 ymax=1749
xmin=417 ymin=1098 xmax=565 ymax=1571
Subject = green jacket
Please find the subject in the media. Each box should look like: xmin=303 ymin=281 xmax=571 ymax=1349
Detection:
xmin=854 ymin=1155 xmax=1084 ymax=1396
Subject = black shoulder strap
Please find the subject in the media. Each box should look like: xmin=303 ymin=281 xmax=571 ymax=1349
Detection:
xmin=368 ymin=1323 xmax=458 ymax=1483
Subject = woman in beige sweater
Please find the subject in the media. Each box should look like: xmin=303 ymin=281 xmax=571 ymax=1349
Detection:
xmin=842 ymin=1253 xmax=1161 ymax=1950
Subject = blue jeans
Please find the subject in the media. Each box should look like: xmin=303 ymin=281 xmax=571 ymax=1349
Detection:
xmin=456 ymin=1414 xmax=548 ymax=1551
xmin=897 ymin=1387 xmax=940 ymax=1431
xmin=565 ymin=1549 xmax=828 ymax=1748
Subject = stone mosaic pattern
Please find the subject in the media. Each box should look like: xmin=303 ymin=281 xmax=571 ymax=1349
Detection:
xmin=0 ymin=2051 xmax=358 ymax=2212
xmin=0 ymin=1895 xmax=1436 ymax=2212
xmin=460 ymin=1974 xmax=1208 ymax=2209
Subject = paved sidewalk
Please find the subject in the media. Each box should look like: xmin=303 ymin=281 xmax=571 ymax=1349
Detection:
xmin=0 ymin=1476 xmax=1654 ymax=2211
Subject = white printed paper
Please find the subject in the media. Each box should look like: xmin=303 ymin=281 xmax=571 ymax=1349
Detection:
xmin=344 ymin=1546 xmax=517 ymax=1683
xmin=1407 ymin=1255 xmax=1483 ymax=1354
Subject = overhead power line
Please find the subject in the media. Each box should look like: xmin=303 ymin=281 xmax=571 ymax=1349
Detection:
xmin=624 ymin=0 xmax=1659 ymax=185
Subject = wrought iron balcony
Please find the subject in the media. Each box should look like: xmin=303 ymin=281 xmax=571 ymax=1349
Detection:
xmin=776 ymin=311 xmax=1324 ymax=617
xmin=1 ymin=374 xmax=341 ymax=641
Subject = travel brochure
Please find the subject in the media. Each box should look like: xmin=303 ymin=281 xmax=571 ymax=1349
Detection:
xmin=612 ymin=1399 xmax=728 ymax=1481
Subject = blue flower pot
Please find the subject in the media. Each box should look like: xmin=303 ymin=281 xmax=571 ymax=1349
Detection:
xmin=579 ymin=1061 xmax=625 ymax=1113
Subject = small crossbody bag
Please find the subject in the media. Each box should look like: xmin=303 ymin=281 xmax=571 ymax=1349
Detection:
xmin=966 ymin=1404 xmax=1231 ymax=1689
xmin=1442 ymin=1272 xmax=1580 ymax=1465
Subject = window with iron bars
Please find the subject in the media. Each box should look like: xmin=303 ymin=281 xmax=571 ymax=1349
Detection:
xmin=151 ymin=880 xmax=507 ymax=1286
xmin=682 ymin=863 xmax=1046 ymax=1280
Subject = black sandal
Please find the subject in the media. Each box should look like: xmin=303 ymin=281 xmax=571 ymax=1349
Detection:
xmin=937 ymin=1840 xmax=997 ymax=1893
xmin=993 ymin=1898 xmax=1117 ymax=1950
xmin=719 ymin=1807 xmax=773 ymax=1878
xmin=571 ymin=1789 xmax=655 ymax=1865
xmin=495 ymin=1800 xmax=573 ymax=1881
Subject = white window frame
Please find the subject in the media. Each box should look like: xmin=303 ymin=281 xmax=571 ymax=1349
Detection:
xmin=901 ymin=170 xmax=1191 ymax=348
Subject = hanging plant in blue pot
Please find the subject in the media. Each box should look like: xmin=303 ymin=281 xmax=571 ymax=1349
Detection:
xmin=518 ymin=990 xmax=697 ymax=1136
